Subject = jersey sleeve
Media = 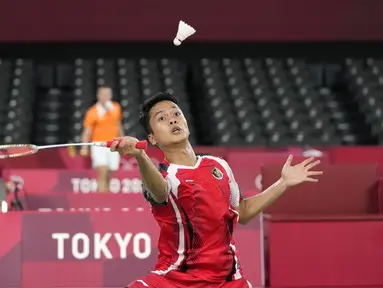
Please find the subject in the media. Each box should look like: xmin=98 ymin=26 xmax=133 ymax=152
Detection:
xmin=219 ymin=159 xmax=244 ymax=207
xmin=83 ymin=109 xmax=96 ymax=129
xmin=115 ymin=102 xmax=123 ymax=121
xmin=142 ymin=163 xmax=172 ymax=206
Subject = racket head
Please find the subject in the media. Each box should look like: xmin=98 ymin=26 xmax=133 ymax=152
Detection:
xmin=0 ymin=144 xmax=39 ymax=159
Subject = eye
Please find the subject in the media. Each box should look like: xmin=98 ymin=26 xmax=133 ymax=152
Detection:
xmin=158 ymin=116 xmax=165 ymax=121
xmin=174 ymin=111 xmax=181 ymax=116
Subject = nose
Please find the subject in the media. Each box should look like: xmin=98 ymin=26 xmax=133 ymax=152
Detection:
xmin=170 ymin=119 xmax=178 ymax=125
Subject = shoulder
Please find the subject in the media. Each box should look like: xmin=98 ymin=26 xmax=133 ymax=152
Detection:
xmin=85 ymin=105 xmax=97 ymax=118
xmin=158 ymin=162 xmax=170 ymax=175
xmin=200 ymin=155 xmax=230 ymax=169
xmin=112 ymin=101 xmax=121 ymax=108
xmin=143 ymin=161 xmax=169 ymax=206
xmin=86 ymin=104 xmax=97 ymax=114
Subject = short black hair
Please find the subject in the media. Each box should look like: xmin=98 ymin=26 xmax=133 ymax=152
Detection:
xmin=140 ymin=92 xmax=179 ymax=134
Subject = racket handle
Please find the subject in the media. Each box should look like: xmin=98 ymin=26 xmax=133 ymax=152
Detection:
xmin=105 ymin=140 xmax=148 ymax=150
xmin=136 ymin=140 xmax=148 ymax=150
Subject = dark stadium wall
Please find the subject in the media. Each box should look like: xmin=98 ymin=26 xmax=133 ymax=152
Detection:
xmin=0 ymin=0 xmax=382 ymax=42
xmin=1 ymin=42 xmax=383 ymax=60
xmin=1 ymin=1 xmax=383 ymax=59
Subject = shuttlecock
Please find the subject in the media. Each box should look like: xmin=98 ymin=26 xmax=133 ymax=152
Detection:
xmin=173 ymin=21 xmax=196 ymax=46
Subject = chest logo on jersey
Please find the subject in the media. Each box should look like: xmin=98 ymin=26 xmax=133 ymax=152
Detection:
xmin=212 ymin=167 xmax=223 ymax=180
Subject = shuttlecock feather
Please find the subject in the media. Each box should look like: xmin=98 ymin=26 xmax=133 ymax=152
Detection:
xmin=173 ymin=21 xmax=196 ymax=46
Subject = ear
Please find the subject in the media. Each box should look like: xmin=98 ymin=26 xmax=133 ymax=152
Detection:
xmin=148 ymin=133 xmax=157 ymax=146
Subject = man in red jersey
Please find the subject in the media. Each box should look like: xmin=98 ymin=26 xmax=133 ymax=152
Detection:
xmin=109 ymin=92 xmax=323 ymax=288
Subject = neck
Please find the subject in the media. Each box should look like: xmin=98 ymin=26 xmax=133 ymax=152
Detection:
xmin=163 ymin=141 xmax=197 ymax=167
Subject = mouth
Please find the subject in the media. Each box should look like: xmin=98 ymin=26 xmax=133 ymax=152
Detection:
xmin=171 ymin=126 xmax=182 ymax=133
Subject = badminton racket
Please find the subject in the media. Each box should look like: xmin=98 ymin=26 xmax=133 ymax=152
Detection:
xmin=0 ymin=140 xmax=147 ymax=159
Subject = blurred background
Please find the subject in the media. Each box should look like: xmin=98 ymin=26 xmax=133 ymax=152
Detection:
xmin=1 ymin=1 xmax=383 ymax=287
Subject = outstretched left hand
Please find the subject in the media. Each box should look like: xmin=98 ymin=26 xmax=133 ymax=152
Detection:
xmin=281 ymin=155 xmax=323 ymax=188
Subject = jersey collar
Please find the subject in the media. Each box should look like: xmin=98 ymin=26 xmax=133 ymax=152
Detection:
xmin=164 ymin=155 xmax=202 ymax=170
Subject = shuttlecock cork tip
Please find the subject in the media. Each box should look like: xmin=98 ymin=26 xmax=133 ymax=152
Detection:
xmin=173 ymin=38 xmax=182 ymax=46
xmin=174 ymin=20 xmax=196 ymax=46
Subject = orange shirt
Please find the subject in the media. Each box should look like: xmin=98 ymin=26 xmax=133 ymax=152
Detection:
xmin=84 ymin=101 xmax=122 ymax=142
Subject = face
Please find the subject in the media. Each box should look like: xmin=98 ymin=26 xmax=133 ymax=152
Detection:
xmin=148 ymin=100 xmax=190 ymax=147
xmin=97 ymin=87 xmax=112 ymax=103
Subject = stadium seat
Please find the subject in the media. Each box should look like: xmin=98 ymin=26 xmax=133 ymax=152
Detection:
xmin=71 ymin=59 xmax=95 ymax=142
xmin=0 ymin=56 xmax=379 ymax=146
xmin=4 ymin=59 xmax=34 ymax=144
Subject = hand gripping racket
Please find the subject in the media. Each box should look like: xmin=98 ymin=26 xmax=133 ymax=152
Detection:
xmin=0 ymin=140 xmax=147 ymax=159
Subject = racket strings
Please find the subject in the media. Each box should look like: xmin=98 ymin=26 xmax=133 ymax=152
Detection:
xmin=0 ymin=145 xmax=37 ymax=159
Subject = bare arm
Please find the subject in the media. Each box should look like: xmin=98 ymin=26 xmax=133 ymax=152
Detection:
xmin=136 ymin=152 xmax=169 ymax=203
xmin=81 ymin=128 xmax=92 ymax=143
xmin=236 ymin=156 xmax=322 ymax=225
xmin=82 ymin=109 xmax=94 ymax=145
xmin=79 ymin=128 xmax=92 ymax=156
xmin=237 ymin=179 xmax=287 ymax=224
xmin=109 ymin=137 xmax=169 ymax=203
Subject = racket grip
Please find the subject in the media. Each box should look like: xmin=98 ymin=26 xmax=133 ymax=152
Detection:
xmin=105 ymin=140 xmax=148 ymax=150
xmin=135 ymin=140 xmax=148 ymax=150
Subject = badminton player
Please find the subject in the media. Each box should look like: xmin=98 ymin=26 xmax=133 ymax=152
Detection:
xmin=81 ymin=85 xmax=124 ymax=192
xmin=110 ymin=92 xmax=323 ymax=288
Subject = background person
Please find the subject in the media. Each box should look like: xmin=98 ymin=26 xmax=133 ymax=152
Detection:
xmin=80 ymin=85 xmax=124 ymax=192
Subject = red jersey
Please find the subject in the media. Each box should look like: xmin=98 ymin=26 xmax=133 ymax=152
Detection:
xmin=143 ymin=155 xmax=245 ymax=283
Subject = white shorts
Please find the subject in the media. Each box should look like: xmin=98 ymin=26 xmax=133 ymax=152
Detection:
xmin=91 ymin=146 xmax=121 ymax=171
